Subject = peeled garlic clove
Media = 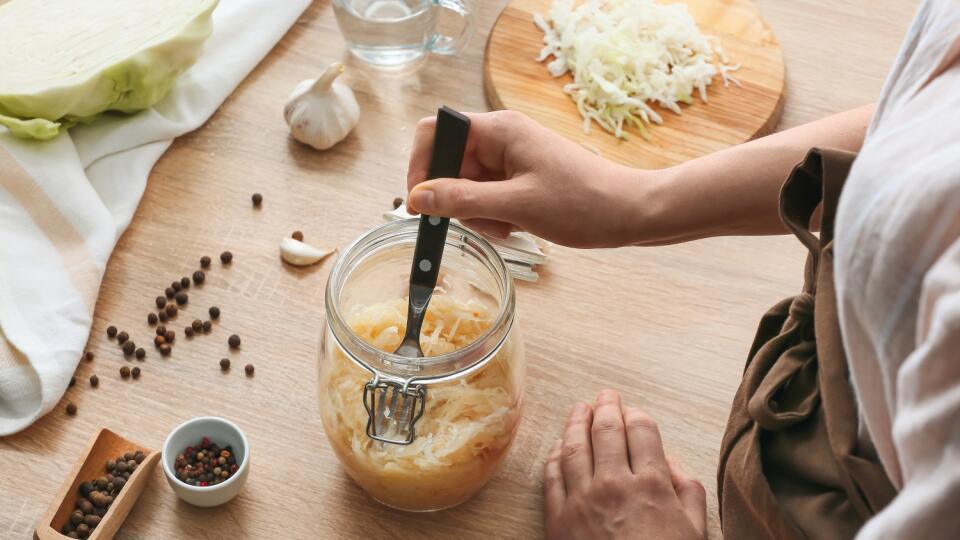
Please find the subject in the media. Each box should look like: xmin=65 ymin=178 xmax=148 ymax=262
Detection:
xmin=280 ymin=237 xmax=336 ymax=266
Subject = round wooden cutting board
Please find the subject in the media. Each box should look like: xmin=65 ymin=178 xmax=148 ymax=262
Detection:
xmin=483 ymin=0 xmax=785 ymax=169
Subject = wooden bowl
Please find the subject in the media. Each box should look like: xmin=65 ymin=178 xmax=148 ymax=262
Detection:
xmin=34 ymin=428 xmax=160 ymax=540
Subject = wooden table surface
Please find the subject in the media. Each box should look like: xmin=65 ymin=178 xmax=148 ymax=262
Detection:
xmin=0 ymin=0 xmax=920 ymax=538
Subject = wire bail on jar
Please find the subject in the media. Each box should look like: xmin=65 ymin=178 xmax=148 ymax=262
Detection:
xmin=362 ymin=373 xmax=427 ymax=445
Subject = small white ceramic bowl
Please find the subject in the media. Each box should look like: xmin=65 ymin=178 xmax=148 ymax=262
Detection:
xmin=162 ymin=416 xmax=250 ymax=507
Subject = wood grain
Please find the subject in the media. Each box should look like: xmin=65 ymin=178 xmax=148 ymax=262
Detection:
xmin=0 ymin=0 xmax=920 ymax=538
xmin=485 ymin=0 xmax=785 ymax=168
xmin=35 ymin=428 xmax=159 ymax=540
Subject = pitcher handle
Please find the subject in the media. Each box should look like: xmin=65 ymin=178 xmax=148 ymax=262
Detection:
xmin=429 ymin=0 xmax=474 ymax=56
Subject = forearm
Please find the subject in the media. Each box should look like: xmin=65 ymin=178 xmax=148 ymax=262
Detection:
xmin=623 ymin=104 xmax=875 ymax=246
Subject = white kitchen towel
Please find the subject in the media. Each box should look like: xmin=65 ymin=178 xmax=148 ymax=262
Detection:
xmin=0 ymin=0 xmax=311 ymax=435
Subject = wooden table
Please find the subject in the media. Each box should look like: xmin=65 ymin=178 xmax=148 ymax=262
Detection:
xmin=0 ymin=0 xmax=920 ymax=538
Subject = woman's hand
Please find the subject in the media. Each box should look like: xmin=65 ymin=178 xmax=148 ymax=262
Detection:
xmin=544 ymin=390 xmax=706 ymax=540
xmin=406 ymin=110 xmax=655 ymax=248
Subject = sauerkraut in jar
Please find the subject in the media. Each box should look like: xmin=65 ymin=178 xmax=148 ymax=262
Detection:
xmin=319 ymin=221 xmax=524 ymax=511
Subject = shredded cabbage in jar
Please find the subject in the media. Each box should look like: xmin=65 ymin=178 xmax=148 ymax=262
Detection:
xmin=535 ymin=0 xmax=741 ymax=139
xmin=319 ymin=296 xmax=524 ymax=511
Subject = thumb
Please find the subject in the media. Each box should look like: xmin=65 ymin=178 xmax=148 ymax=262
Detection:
xmin=408 ymin=178 xmax=520 ymax=221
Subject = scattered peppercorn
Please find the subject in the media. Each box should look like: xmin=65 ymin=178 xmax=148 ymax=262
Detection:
xmin=174 ymin=437 xmax=238 ymax=486
xmin=131 ymin=367 xmax=141 ymax=379
xmin=159 ymin=310 xmax=169 ymax=322
xmin=69 ymin=376 xmax=77 ymax=387
xmin=292 ymin=230 xmax=304 ymax=241
xmin=156 ymin=325 xmax=166 ymax=336
xmin=200 ymin=255 xmax=211 ymax=268
xmin=164 ymin=330 xmax=175 ymax=344
xmin=185 ymin=326 xmax=195 ymax=338
xmin=160 ymin=343 xmax=172 ymax=356
xmin=89 ymin=375 xmax=99 ymax=388
xmin=228 ymin=334 xmax=240 ymax=349
xmin=172 ymin=280 xmax=182 ymax=292
xmin=135 ymin=347 xmax=146 ymax=360
xmin=66 ymin=402 xmax=77 ymax=416
xmin=220 ymin=358 xmax=230 ymax=371
xmin=175 ymin=291 xmax=188 ymax=305
xmin=84 ymin=351 xmax=94 ymax=362
xmin=116 ymin=331 xmax=129 ymax=345
xmin=106 ymin=326 xmax=117 ymax=338
xmin=245 ymin=364 xmax=255 ymax=376
xmin=220 ymin=251 xmax=233 ymax=264
xmin=165 ymin=303 xmax=178 ymax=317
xmin=209 ymin=306 xmax=220 ymax=319
xmin=202 ymin=320 xmax=212 ymax=333
xmin=191 ymin=270 xmax=206 ymax=285
xmin=393 ymin=196 xmax=404 ymax=209
xmin=119 ymin=366 xmax=130 ymax=379
xmin=180 ymin=276 xmax=190 ymax=289
xmin=252 ymin=193 xmax=263 ymax=207
xmin=155 ymin=295 xmax=166 ymax=309
xmin=187 ymin=320 xmax=200 ymax=332
xmin=147 ymin=313 xmax=158 ymax=326
xmin=122 ymin=341 xmax=135 ymax=356
xmin=165 ymin=287 xmax=176 ymax=299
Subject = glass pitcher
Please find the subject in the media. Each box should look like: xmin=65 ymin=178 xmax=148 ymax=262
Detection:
xmin=318 ymin=220 xmax=525 ymax=511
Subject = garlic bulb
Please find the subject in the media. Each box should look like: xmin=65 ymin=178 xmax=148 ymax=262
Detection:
xmin=284 ymin=62 xmax=359 ymax=150
xmin=280 ymin=237 xmax=336 ymax=266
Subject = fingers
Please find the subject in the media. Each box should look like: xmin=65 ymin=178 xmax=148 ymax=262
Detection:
xmin=543 ymin=441 xmax=566 ymax=519
xmin=561 ymin=402 xmax=594 ymax=493
xmin=406 ymin=116 xmax=438 ymax=192
xmin=407 ymin=177 xmax=525 ymax=221
xmin=591 ymin=390 xmax=630 ymax=473
xmin=667 ymin=457 xmax=707 ymax=538
xmin=622 ymin=406 xmax=672 ymax=482
xmin=460 ymin=218 xmax=515 ymax=240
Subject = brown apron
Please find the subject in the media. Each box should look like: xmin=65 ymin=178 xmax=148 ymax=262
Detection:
xmin=717 ymin=149 xmax=897 ymax=539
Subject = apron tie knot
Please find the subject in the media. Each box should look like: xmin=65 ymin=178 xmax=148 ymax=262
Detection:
xmin=789 ymin=292 xmax=815 ymax=321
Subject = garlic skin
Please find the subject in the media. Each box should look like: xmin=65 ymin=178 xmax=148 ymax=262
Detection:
xmin=284 ymin=62 xmax=359 ymax=150
xmin=280 ymin=237 xmax=336 ymax=266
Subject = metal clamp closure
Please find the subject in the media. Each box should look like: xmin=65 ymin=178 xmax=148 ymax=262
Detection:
xmin=362 ymin=374 xmax=427 ymax=445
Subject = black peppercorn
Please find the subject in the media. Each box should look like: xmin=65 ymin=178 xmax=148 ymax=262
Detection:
xmin=209 ymin=306 xmax=220 ymax=319
xmin=120 ymin=366 xmax=130 ymax=379
xmin=106 ymin=326 xmax=117 ymax=338
xmin=200 ymin=255 xmax=211 ymax=268
xmin=135 ymin=347 xmax=146 ymax=360
xmin=160 ymin=343 xmax=171 ymax=356
xmin=202 ymin=320 xmax=212 ymax=333
xmin=165 ymin=303 xmax=178 ymax=317
xmin=131 ymin=366 xmax=141 ymax=379
xmin=228 ymin=334 xmax=240 ymax=348
xmin=89 ymin=375 xmax=99 ymax=388
xmin=292 ymin=230 xmax=304 ymax=241
xmin=175 ymin=291 xmax=188 ymax=305
xmin=159 ymin=310 xmax=169 ymax=322
xmin=192 ymin=270 xmax=205 ymax=285
xmin=84 ymin=351 xmax=94 ymax=362
xmin=245 ymin=364 xmax=254 ymax=376
xmin=165 ymin=287 xmax=175 ymax=299
xmin=219 ymin=358 xmax=230 ymax=371
xmin=155 ymin=295 xmax=166 ymax=309
xmin=66 ymin=402 xmax=77 ymax=415
xmin=220 ymin=251 xmax=233 ymax=264
xmin=180 ymin=276 xmax=190 ymax=289
xmin=117 ymin=331 xmax=129 ymax=344
xmin=185 ymin=326 xmax=195 ymax=338
xmin=172 ymin=280 xmax=182 ymax=292
xmin=122 ymin=341 xmax=135 ymax=356
xmin=393 ymin=196 xmax=403 ymax=209
xmin=147 ymin=312 xmax=158 ymax=325
xmin=191 ymin=319 xmax=203 ymax=332
xmin=164 ymin=330 xmax=175 ymax=343
xmin=69 ymin=375 xmax=76 ymax=387
xmin=252 ymin=192 xmax=263 ymax=206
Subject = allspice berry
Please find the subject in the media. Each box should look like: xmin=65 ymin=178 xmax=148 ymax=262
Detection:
xmin=219 ymin=358 xmax=230 ymax=371
xmin=147 ymin=313 xmax=158 ymax=325
xmin=202 ymin=320 xmax=212 ymax=333
xmin=192 ymin=270 xmax=205 ymax=285
xmin=135 ymin=347 xmax=146 ymax=360
xmin=159 ymin=310 xmax=169 ymax=322
xmin=393 ymin=196 xmax=403 ymax=209
xmin=66 ymin=402 xmax=77 ymax=416
xmin=192 ymin=319 xmax=203 ymax=332
xmin=106 ymin=326 xmax=117 ymax=338
xmin=117 ymin=331 xmax=129 ymax=344
xmin=83 ymin=515 xmax=101 ymax=527
xmin=245 ymin=364 xmax=255 ymax=376
xmin=155 ymin=296 xmax=167 ymax=309
xmin=154 ymin=335 xmax=166 ymax=348
xmin=292 ymin=230 xmax=304 ymax=241
xmin=185 ymin=326 xmax=195 ymax=338
xmin=160 ymin=343 xmax=172 ymax=356
xmin=89 ymin=375 xmax=99 ymax=388
xmin=209 ymin=306 xmax=220 ymax=320
xmin=220 ymin=251 xmax=233 ymax=264
xmin=71 ymin=510 xmax=84 ymax=525
xmin=165 ymin=287 xmax=176 ymax=299
xmin=165 ymin=303 xmax=178 ymax=317
xmin=120 ymin=366 xmax=130 ymax=379
xmin=175 ymin=291 xmax=188 ymax=305
xmin=252 ymin=193 xmax=263 ymax=206
xmin=75 ymin=524 xmax=90 ymax=538
xmin=200 ymin=255 xmax=211 ymax=268
xmin=228 ymin=334 xmax=241 ymax=349
xmin=122 ymin=341 xmax=135 ymax=356
xmin=131 ymin=366 xmax=141 ymax=379
xmin=180 ymin=276 xmax=190 ymax=289
xmin=164 ymin=330 xmax=175 ymax=343
xmin=156 ymin=325 xmax=167 ymax=336
xmin=172 ymin=280 xmax=182 ymax=292
xmin=84 ymin=351 xmax=94 ymax=362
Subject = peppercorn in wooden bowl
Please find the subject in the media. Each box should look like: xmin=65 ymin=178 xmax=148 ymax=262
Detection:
xmin=34 ymin=428 xmax=160 ymax=540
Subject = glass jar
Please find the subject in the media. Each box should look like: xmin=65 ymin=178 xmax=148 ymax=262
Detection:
xmin=319 ymin=220 xmax=525 ymax=512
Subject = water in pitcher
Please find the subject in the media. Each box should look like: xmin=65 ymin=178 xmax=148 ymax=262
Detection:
xmin=333 ymin=0 xmax=437 ymax=66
